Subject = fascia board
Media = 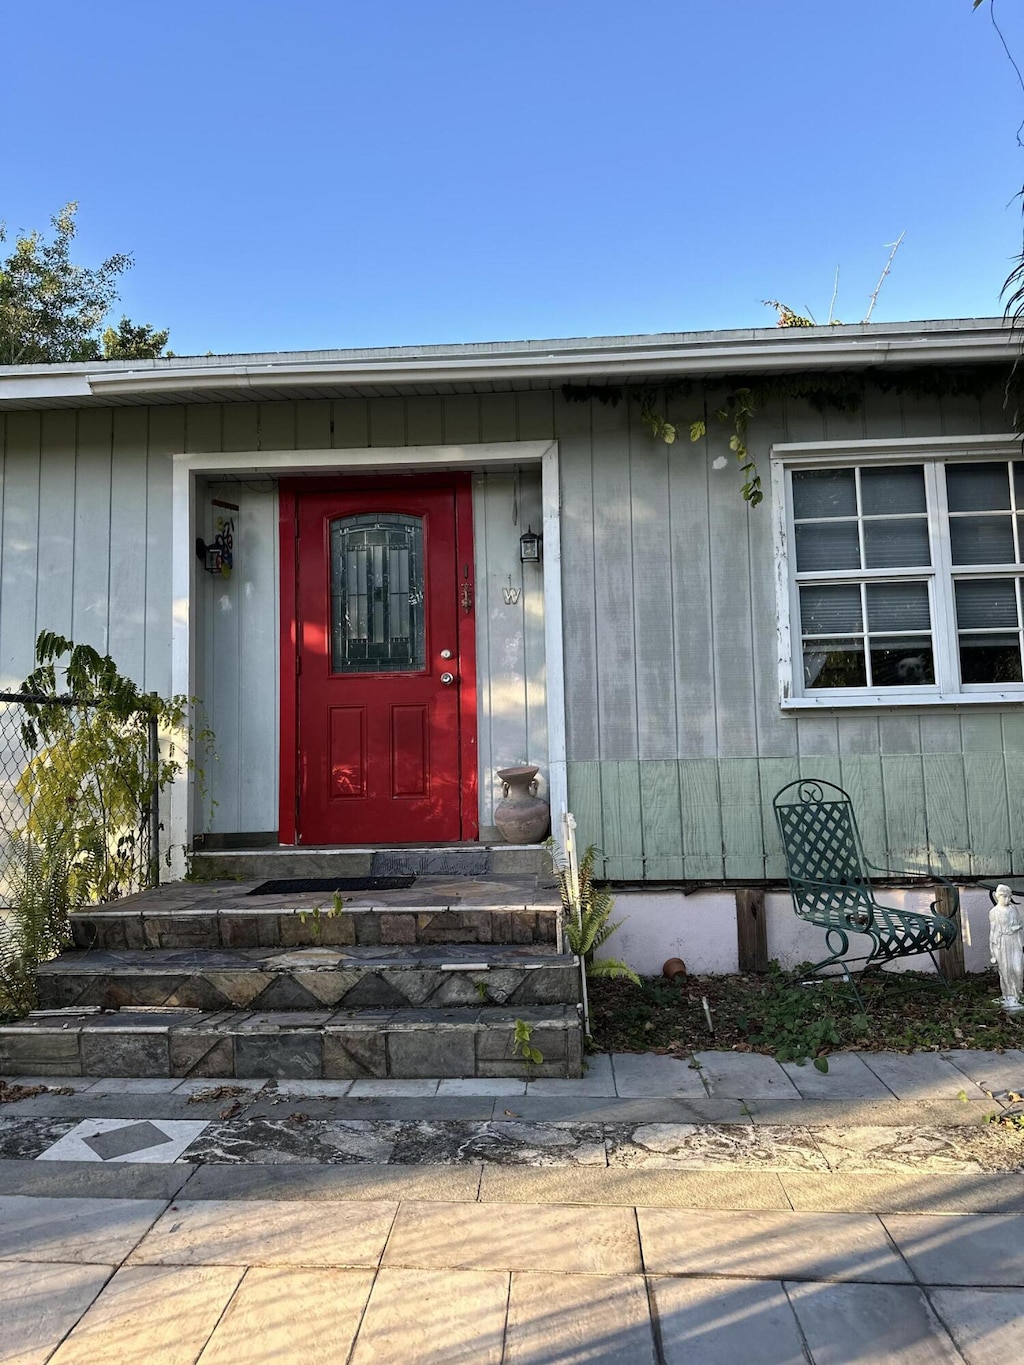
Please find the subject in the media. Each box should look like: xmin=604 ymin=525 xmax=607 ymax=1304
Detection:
xmin=0 ymin=325 xmax=1017 ymax=407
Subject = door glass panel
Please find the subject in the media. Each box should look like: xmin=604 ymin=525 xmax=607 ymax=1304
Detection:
xmin=330 ymin=513 xmax=425 ymax=673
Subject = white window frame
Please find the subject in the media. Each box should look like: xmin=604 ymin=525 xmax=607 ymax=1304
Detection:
xmin=772 ymin=434 xmax=1024 ymax=710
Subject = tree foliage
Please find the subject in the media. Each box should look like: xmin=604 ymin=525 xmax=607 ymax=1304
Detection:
xmin=0 ymin=203 xmax=170 ymax=365
xmin=101 ymin=316 xmax=171 ymax=360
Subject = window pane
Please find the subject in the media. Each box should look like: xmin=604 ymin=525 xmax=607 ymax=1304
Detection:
xmin=946 ymin=461 xmax=1011 ymax=512
xmin=949 ymin=515 xmax=1015 ymax=565
xmin=861 ymin=465 xmax=926 ymax=516
xmin=954 ymin=579 xmax=1019 ymax=630
xmin=869 ymin=638 xmax=935 ymax=687
xmin=863 ymin=519 xmax=931 ymax=568
xmin=799 ymin=584 xmax=863 ymax=635
xmin=959 ymin=634 xmax=1023 ymax=684
xmin=792 ymin=468 xmax=856 ymax=519
xmin=1014 ymin=462 xmax=1024 ymax=508
xmin=866 ymin=581 xmax=930 ymax=632
xmin=794 ymin=522 xmax=860 ymax=572
xmin=803 ymin=639 xmax=867 ymax=689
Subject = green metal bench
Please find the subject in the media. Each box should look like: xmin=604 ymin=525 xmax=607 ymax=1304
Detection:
xmin=772 ymin=778 xmax=960 ymax=995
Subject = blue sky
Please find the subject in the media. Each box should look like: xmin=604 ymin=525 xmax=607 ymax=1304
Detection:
xmin=3 ymin=1 xmax=1023 ymax=355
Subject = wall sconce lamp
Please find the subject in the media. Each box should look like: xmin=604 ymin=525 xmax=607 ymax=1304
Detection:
xmin=519 ymin=526 xmax=542 ymax=563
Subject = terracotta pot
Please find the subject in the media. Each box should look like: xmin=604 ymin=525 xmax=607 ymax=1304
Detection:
xmin=663 ymin=957 xmax=687 ymax=982
xmin=494 ymin=765 xmax=550 ymax=844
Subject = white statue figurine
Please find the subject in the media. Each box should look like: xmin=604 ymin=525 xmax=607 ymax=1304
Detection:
xmin=989 ymin=885 xmax=1024 ymax=1013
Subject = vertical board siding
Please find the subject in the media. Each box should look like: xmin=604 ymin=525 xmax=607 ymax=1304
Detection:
xmin=556 ymin=397 xmax=600 ymax=760
xmin=589 ymin=401 xmax=638 ymax=760
xmin=107 ymin=408 xmax=150 ymax=684
xmin=0 ymin=380 xmax=1019 ymax=877
xmin=0 ymin=412 xmax=41 ymax=688
xmin=473 ymin=470 xmax=547 ymax=826
xmin=35 ymin=411 xmax=77 ymax=647
xmin=71 ymin=410 xmax=113 ymax=655
xmin=666 ymin=394 xmax=717 ymax=759
xmin=629 ymin=402 xmax=677 ymax=760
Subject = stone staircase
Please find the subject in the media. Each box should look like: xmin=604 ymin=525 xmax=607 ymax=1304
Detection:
xmin=0 ymin=846 xmax=585 ymax=1081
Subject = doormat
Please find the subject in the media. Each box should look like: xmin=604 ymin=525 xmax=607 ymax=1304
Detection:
xmin=247 ymin=876 xmax=416 ymax=895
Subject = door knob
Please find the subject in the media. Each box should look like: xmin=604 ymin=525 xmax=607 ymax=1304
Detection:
xmin=440 ymin=672 xmax=455 ymax=685
xmin=440 ymin=649 xmax=452 ymax=659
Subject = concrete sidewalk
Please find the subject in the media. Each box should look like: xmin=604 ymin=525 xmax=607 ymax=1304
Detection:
xmin=2 ymin=1050 xmax=1023 ymax=1362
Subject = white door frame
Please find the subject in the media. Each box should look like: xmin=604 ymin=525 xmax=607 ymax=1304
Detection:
xmin=169 ymin=439 xmax=565 ymax=872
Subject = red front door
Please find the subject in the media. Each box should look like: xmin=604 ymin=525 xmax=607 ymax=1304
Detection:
xmin=283 ymin=477 xmax=477 ymax=844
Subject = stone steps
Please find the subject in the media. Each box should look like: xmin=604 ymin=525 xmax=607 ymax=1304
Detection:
xmin=1 ymin=848 xmax=584 ymax=1080
xmin=35 ymin=944 xmax=580 ymax=1012
xmin=190 ymin=844 xmax=551 ymax=882
xmin=0 ymin=1004 xmax=581 ymax=1080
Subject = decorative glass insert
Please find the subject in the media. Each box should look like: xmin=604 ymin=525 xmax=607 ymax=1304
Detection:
xmin=330 ymin=513 xmax=425 ymax=673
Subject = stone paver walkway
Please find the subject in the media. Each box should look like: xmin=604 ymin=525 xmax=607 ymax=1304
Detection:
xmin=3 ymin=1049 xmax=1024 ymax=1361
xmin=3 ymin=1187 xmax=1024 ymax=1362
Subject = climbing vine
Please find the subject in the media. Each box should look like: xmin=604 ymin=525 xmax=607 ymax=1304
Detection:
xmin=564 ymin=365 xmax=1017 ymax=509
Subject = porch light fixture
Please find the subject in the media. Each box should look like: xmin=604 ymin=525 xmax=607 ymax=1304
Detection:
xmin=519 ymin=526 xmax=542 ymax=563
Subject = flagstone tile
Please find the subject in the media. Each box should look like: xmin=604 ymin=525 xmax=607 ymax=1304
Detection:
xmin=638 ymin=1208 xmax=912 ymax=1282
xmin=652 ymin=1277 xmax=805 ymax=1365
xmin=786 ymin=1280 xmax=962 ymax=1363
xmin=47 ymin=1264 xmax=243 ymax=1365
xmin=199 ymin=1266 xmax=374 ymax=1365
xmin=349 ymin=1267 xmax=507 ymax=1365
xmin=381 ymin=1200 xmax=641 ymax=1274
xmin=128 ymin=1198 xmax=396 ymax=1267
xmin=0 ymin=1195 xmax=166 ymax=1263
xmin=882 ymin=1213 xmax=1024 ymax=1286
xmin=504 ymin=1271 xmax=655 ymax=1365
xmin=0 ymin=1260 xmax=112 ymax=1365
xmin=927 ymin=1287 xmax=1024 ymax=1364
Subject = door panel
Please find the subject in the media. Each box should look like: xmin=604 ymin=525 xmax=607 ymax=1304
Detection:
xmin=291 ymin=480 xmax=473 ymax=844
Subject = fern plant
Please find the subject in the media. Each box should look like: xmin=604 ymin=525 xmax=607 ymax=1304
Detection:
xmin=554 ymin=843 xmax=641 ymax=985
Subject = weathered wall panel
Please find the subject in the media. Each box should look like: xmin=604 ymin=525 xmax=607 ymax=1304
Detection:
xmin=0 ymin=382 xmax=1017 ymax=878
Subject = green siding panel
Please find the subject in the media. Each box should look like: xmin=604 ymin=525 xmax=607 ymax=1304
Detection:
xmin=639 ymin=761 xmax=685 ymax=879
xmin=719 ymin=758 xmax=765 ymax=880
xmin=921 ymin=754 xmax=972 ymax=877
xmin=600 ymin=760 xmax=644 ymax=879
xmin=679 ymin=759 xmax=724 ymax=881
xmin=567 ymin=762 xmax=604 ymax=873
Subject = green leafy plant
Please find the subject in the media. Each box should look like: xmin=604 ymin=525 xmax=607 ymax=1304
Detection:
xmin=512 ymin=1018 xmax=544 ymax=1066
xmin=0 ymin=632 xmax=205 ymax=1018
xmin=736 ymin=967 xmax=858 ymax=1072
xmin=552 ymin=843 xmax=641 ymax=985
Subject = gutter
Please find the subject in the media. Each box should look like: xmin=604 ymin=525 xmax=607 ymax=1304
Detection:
xmin=0 ymin=325 xmax=1017 ymax=407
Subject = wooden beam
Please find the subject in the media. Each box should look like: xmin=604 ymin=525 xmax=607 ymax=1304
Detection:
xmin=935 ymin=883 xmax=966 ymax=983
xmin=736 ymin=888 xmax=769 ymax=974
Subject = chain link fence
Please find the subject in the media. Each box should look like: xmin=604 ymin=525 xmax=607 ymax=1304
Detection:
xmin=0 ymin=692 xmax=160 ymax=999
